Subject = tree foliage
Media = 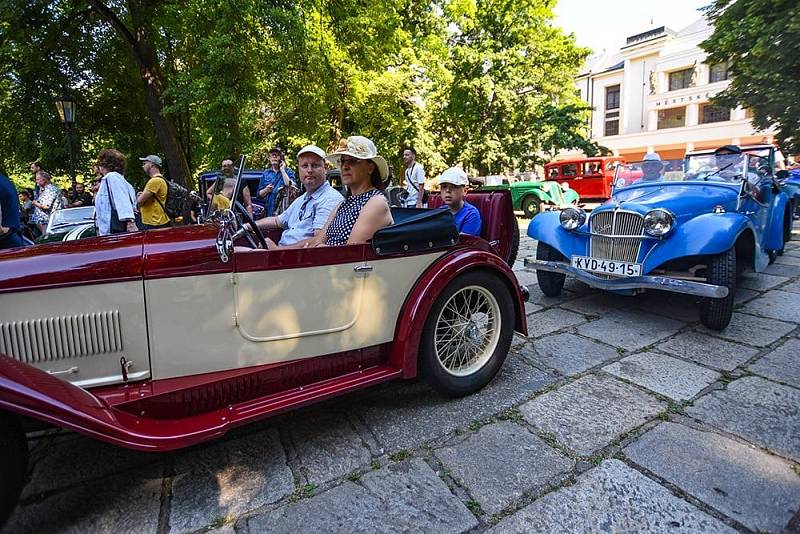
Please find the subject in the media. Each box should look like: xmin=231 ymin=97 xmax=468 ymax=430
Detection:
xmin=701 ymin=0 xmax=800 ymax=154
xmin=0 ymin=0 xmax=600 ymax=187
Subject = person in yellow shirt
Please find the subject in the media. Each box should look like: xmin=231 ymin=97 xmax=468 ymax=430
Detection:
xmin=136 ymin=154 xmax=171 ymax=229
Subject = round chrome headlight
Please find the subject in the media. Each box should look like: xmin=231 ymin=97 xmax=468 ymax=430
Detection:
xmin=559 ymin=207 xmax=586 ymax=231
xmin=643 ymin=209 xmax=674 ymax=237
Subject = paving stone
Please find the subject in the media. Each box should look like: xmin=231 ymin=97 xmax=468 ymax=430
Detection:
xmin=288 ymin=410 xmax=372 ymax=486
xmin=22 ymin=433 xmax=166 ymax=498
xmin=776 ymin=254 xmax=800 ymax=266
xmin=625 ymin=422 xmax=800 ymax=532
xmin=526 ymin=308 xmax=587 ymax=338
xmin=781 ymin=279 xmax=800 ymax=294
xmin=526 ymin=283 xmax=576 ymax=307
xmin=630 ymin=291 xmax=702 ymax=323
xmin=575 ymin=310 xmax=684 ymax=351
xmin=488 ymin=459 xmax=735 ymax=534
xmin=357 ymin=355 xmax=555 ymax=452
xmin=6 ymin=471 xmax=162 ymax=534
xmin=510 ymin=332 xmax=528 ymax=350
xmin=170 ymin=427 xmax=293 ymax=532
xmin=559 ymin=292 xmax=633 ymax=316
xmin=603 ymin=352 xmax=718 ymax=401
xmin=434 ymin=422 xmax=573 ymax=515
xmin=242 ymin=459 xmax=477 ymax=534
xmin=656 ymin=331 xmax=758 ymax=371
xmin=519 ymin=374 xmax=665 ymax=455
xmin=733 ymin=287 xmax=759 ymax=305
xmin=524 ymin=300 xmax=543 ymax=314
xmin=523 ymin=333 xmax=620 ymax=376
xmin=764 ymin=262 xmax=800 ymax=278
xmin=514 ymin=269 xmax=540 ymax=287
xmin=697 ymin=312 xmax=796 ymax=347
xmin=687 ymin=376 xmax=800 ymax=462
xmin=748 ymin=338 xmax=800 ymax=388
xmin=740 ymin=290 xmax=800 ymax=323
xmin=738 ymin=272 xmax=789 ymax=291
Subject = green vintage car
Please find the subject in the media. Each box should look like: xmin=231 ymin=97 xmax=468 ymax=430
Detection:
xmin=475 ymin=177 xmax=580 ymax=218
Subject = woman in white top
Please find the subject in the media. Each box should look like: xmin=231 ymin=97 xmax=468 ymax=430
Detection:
xmin=93 ymin=149 xmax=138 ymax=235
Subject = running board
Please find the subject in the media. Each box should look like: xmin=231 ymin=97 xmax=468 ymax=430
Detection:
xmin=0 ymin=355 xmax=401 ymax=452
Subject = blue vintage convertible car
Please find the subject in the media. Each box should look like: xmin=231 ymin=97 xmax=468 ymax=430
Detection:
xmin=526 ymin=145 xmax=793 ymax=330
xmin=779 ymin=168 xmax=800 ymax=218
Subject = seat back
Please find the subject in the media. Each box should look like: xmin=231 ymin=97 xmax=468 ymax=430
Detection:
xmin=427 ymin=190 xmax=516 ymax=263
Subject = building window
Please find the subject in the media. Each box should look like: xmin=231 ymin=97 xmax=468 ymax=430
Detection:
xmin=604 ymin=119 xmax=620 ymax=136
xmin=668 ymin=68 xmax=693 ymax=91
xmin=709 ymin=63 xmax=729 ymax=83
xmin=700 ymin=104 xmax=731 ymax=124
xmin=657 ymin=107 xmax=686 ymax=129
xmin=605 ymin=85 xmax=620 ymax=110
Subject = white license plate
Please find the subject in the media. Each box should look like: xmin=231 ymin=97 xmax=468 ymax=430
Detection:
xmin=571 ymin=256 xmax=642 ymax=277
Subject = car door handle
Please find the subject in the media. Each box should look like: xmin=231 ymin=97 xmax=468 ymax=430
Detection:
xmin=354 ymin=265 xmax=373 ymax=273
xmin=47 ymin=366 xmax=79 ymax=376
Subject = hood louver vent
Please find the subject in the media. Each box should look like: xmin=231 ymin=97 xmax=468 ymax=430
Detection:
xmin=0 ymin=310 xmax=123 ymax=364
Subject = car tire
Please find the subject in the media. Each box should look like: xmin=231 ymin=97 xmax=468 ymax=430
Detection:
xmin=522 ymin=196 xmax=541 ymax=219
xmin=699 ymin=248 xmax=736 ymax=331
xmin=535 ymin=242 xmax=566 ymax=297
xmin=420 ymin=271 xmax=514 ymax=397
xmin=0 ymin=411 xmax=28 ymax=528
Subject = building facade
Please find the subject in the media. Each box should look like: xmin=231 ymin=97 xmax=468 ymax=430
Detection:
xmin=571 ymin=19 xmax=773 ymax=164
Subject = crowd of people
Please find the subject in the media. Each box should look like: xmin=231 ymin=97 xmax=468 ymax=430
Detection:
xmin=0 ymin=135 xmax=483 ymax=251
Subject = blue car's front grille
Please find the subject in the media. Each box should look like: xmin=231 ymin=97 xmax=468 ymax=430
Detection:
xmin=589 ymin=210 xmax=644 ymax=264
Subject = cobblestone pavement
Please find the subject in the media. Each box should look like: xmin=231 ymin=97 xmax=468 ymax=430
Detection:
xmin=5 ymin=221 xmax=800 ymax=534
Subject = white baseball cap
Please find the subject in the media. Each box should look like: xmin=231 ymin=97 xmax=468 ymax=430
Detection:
xmin=438 ymin=167 xmax=469 ymax=186
xmin=297 ymin=144 xmax=327 ymax=160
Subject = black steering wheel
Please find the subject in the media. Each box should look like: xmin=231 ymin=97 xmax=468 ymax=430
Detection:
xmin=233 ymin=201 xmax=268 ymax=249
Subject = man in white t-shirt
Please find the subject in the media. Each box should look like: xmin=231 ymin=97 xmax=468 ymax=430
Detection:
xmin=402 ymin=147 xmax=426 ymax=208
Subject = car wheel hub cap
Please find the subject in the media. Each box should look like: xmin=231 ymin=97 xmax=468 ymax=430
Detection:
xmin=434 ymin=286 xmax=502 ymax=377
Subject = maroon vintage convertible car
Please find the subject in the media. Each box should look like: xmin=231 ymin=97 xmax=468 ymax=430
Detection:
xmin=0 ymin=190 xmax=525 ymax=524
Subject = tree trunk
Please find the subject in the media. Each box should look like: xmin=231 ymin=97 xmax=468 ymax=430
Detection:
xmin=88 ymin=0 xmax=192 ymax=187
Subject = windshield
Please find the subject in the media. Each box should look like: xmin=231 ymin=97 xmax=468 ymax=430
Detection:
xmin=684 ymin=153 xmax=770 ymax=183
xmin=47 ymin=207 xmax=95 ymax=229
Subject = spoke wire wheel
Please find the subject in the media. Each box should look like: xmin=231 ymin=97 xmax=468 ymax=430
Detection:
xmin=433 ymin=285 xmax=501 ymax=377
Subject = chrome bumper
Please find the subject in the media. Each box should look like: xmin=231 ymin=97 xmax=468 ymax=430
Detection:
xmin=524 ymin=258 xmax=729 ymax=299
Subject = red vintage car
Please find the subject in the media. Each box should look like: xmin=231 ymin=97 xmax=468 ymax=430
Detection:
xmin=544 ymin=156 xmax=626 ymax=201
xmin=0 ymin=190 xmax=526 ymax=524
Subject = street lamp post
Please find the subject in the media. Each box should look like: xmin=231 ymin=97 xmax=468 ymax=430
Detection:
xmin=54 ymin=89 xmax=77 ymax=183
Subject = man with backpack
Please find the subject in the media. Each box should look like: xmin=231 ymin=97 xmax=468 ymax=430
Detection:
xmin=136 ymin=154 xmax=171 ymax=229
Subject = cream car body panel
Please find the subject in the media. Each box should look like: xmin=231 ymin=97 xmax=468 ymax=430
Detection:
xmin=0 ymin=281 xmax=149 ymax=387
xmin=145 ymin=250 xmax=444 ymax=379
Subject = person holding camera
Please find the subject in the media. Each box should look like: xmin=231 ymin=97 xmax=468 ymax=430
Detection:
xmin=257 ymin=147 xmax=297 ymax=216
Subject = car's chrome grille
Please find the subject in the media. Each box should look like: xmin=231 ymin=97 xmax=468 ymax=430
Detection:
xmin=589 ymin=210 xmax=644 ymax=264
xmin=0 ymin=311 xmax=123 ymax=364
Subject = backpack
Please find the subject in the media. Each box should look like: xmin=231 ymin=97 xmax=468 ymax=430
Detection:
xmin=155 ymin=177 xmax=191 ymax=220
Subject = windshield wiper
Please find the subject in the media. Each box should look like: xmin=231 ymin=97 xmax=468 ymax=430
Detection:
xmin=703 ymin=162 xmax=735 ymax=181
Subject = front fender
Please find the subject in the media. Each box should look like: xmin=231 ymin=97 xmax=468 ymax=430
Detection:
xmin=389 ymin=249 xmax=527 ymax=379
xmin=527 ymin=212 xmax=588 ymax=259
xmin=646 ymin=213 xmax=754 ymax=270
xmin=764 ymin=192 xmax=789 ymax=250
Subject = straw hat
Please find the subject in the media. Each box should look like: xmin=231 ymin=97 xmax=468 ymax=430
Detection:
xmin=326 ymin=136 xmax=389 ymax=180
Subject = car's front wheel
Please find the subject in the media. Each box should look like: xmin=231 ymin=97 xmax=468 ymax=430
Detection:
xmin=522 ymin=196 xmax=541 ymax=219
xmin=0 ymin=411 xmax=28 ymax=527
xmin=420 ymin=271 xmax=514 ymax=397
xmin=699 ymin=248 xmax=736 ymax=330
xmin=536 ymin=242 xmax=566 ymax=297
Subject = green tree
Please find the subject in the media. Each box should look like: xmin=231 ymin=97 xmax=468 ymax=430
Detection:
xmin=701 ymin=0 xmax=800 ymax=154
xmin=429 ymin=0 xmax=600 ymax=176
